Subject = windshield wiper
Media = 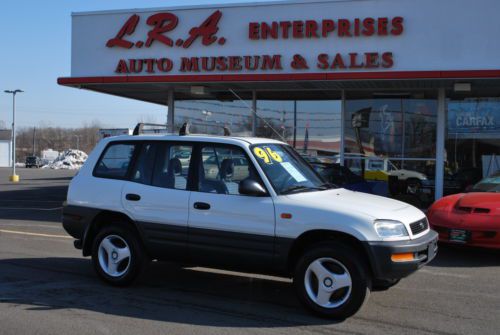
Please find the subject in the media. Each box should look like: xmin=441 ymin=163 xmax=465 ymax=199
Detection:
xmin=318 ymin=182 xmax=338 ymax=189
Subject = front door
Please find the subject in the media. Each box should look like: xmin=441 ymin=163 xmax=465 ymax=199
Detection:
xmin=187 ymin=143 xmax=276 ymax=271
xmin=122 ymin=141 xmax=194 ymax=261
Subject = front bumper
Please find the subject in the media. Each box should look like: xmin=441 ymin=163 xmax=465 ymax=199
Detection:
xmin=363 ymin=230 xmax=438 ymax=280
xmin=432 ymin=224 xmax=500 ymax=250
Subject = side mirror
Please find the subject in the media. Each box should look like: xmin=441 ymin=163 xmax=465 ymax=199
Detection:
xmin=239 ymin=178 xmax=268 ymax=197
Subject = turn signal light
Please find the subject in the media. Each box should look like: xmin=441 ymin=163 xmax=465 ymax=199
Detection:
xmin=281 ymin=213 xmax=292 ymax=219
xmin=391 ymin=253 xmax=415 ymax=262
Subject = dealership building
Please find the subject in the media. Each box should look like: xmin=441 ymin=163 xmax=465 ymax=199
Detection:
xmin=58 ymin=0 xmax=500 ymax=201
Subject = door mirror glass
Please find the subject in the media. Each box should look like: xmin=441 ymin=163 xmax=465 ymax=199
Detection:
xmin=239 ymin=178 xmax=268 ymax=196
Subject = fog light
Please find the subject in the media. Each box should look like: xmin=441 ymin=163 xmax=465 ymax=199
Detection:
xmin=391 ymin=253 xmax=415 ymax=262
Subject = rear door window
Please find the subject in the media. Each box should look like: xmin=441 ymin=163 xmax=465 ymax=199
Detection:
xmin=131 ymin=142 xmax=158 ymax=185
xmin=152 ymin=144 xmax=193 ymax=190
xmin=94 ymin=143 xmax=137 ymax=179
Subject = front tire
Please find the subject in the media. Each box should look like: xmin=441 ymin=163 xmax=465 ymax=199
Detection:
xmin=406 ymin=178 xmax=421 ymax=195
xmin=91 ymin=224 xmax=145 ymax=286
xmin=293 ymin=242 xmax=371 ymax=319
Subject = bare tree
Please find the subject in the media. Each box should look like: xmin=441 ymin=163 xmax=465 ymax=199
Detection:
xmin=15 ymin=123 xmax=102 ymax=160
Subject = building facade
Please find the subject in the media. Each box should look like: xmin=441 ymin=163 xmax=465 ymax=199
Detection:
xmin=0 ymin=129 xmax=12 ymax=167
xmin=59 ymin=0 xmax=500 ymax=203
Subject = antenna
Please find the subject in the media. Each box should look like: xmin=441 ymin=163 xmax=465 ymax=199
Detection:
xmin=227 ymin=88 xmax=286 ymax=141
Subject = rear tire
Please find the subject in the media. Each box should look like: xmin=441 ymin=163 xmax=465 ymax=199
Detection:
xmin=91 ymin=224 xmax=145 ymax=286
xmin=293 ymin=242 xmax=371 ymax=319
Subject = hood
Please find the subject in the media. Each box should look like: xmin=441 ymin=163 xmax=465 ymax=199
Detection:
xmin=456 ymin=192 xmax=500 ymax=211
xmin=283 ymin=188 xmax=424 ymax=223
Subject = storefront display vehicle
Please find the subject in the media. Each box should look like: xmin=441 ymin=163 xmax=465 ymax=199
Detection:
xmin=427 ymin=173 xmax=500 ymax=249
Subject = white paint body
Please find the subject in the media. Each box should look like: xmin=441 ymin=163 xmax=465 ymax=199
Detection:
xmin=67 ymin=134 xmax=429 ymax=243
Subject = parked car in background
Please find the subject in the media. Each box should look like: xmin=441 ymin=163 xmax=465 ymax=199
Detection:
xmin=300 ymin=154 xmax=322 ymax=164
xmin=332 ymin=154 xmax=427 ymax=194
xmin=25 ymin=156 xmax=42 ymax=168
xmin=364 ymin=158 xmax=428 ymax=189
xmin=418 ymin=168 xmax=484 ymax=205
xmin=427 ymin=173 xmax=500 ymax=249
xmin=311 ymin=162 xmax=373 ymax=194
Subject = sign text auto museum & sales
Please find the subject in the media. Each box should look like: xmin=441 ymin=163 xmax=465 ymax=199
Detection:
xmin=106 ymin=10 xmax=404 ymax=74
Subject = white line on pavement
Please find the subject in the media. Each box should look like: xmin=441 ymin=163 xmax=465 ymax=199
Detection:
xmin=0 ymin=207 xmax=62 ymax=211
xmin=0 ymin=223 xmax=62 ymax=229
xmin=0 ymin=229 xmax=71 ymax=239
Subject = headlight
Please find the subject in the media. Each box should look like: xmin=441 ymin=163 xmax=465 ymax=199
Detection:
xmin=374 ymin=220 xmax=409 ymax=239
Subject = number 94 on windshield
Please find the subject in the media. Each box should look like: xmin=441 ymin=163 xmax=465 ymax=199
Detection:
xmin=253 ymin=147 xmax=283 ymax=164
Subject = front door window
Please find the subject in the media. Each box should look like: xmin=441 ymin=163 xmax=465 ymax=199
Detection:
xmin=198 ymin=144 xmax=261 ymax=195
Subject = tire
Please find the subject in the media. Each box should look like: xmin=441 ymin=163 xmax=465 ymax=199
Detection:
xmin=91 ymin=224 xmax=145 ymax=286
xmin=406 ymin=178 xmax=421 ymax=195
xmin=293 ymin=242 xmax=371 ymax=319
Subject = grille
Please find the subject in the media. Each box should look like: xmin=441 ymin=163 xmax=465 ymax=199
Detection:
xmin=410 ymin=218 xmax=429 ymax=235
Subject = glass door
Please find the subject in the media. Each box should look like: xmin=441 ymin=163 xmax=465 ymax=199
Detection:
xmin=344 ymin=91 xmax=438 ymax=207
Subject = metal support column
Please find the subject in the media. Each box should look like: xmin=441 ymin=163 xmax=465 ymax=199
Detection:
xmin=252 ymin=90 xmax=257 ymax=136
xmin=167 ymin=89 xmax=175 ymax=133
xmin=435 ymin=88 xmax=446 ymax=200
xmin=293 ymin=101 xmax=297 ymax=148
xmin=340 ymin=90 xmax=346 ymax=166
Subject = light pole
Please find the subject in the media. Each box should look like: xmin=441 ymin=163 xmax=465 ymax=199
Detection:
xmin=202 ymin=110 xmax=212 ymax=133
xmin=4 ymin=89 xmax=23 ymax=182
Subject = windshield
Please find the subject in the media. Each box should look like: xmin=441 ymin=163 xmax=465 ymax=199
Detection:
xmin=471 ymin=174 xmax=500 ymax=193
xmin=250 ymin=144 xmax=331 ymax=195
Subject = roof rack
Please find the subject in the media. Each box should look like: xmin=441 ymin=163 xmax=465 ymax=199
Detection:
xmin=179 ymin=122 xmax=190 ymax=136
xmin=132 ymin=123 xmax=169 ymax=135
xmin=179 ymin=122 xmax=232 ymax=137
xmin=132 ymin=122 xmax=233 ymax=137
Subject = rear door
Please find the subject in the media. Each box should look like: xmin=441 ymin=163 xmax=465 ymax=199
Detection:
xmin=187 ymin=143 xmax=276 ymax=270
xmin=121 ymin=141 xmax=194 ymax=260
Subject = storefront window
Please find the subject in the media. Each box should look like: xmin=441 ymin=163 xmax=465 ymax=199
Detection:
xmin=344 ymin=93 xmax=437 ymax=207
xmin=256 ymin=97 xmax=342 ymax=155
xmin=174 ymin=100 xmax=253 ymax=136
xmin=445 ymin=97 xmax=500 ymax=194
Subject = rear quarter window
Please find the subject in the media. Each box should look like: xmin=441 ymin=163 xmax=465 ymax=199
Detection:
xmin=93 ymin=143 xmax=136 ymax=179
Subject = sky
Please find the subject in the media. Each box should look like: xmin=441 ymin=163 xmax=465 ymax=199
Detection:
xmin=0 ymin=0 xmax=276 ymax=130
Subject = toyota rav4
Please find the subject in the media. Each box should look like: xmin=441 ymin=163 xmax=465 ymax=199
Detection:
xmin=62 ymin=134 xmax=437 ymax=319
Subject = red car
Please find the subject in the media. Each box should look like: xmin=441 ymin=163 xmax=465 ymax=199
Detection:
xmin=427 ymin=173 xmax=500 ymax=249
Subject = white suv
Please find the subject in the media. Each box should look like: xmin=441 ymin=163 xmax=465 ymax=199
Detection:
xmin=63 ymin=134 xmax=437 ymax=319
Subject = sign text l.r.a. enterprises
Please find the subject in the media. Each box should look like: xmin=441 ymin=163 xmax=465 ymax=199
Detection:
xmin=107 ymin=10 xmax=404 ymax=74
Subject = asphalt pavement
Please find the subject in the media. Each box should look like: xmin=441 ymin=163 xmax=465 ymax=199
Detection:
xmin=0 ymin=167 xmax=499 ymax=335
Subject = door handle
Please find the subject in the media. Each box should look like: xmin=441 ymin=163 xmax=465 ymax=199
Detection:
xmin=194 ymin=202 xmax=211 ymax=210
xmin=125 ymin=193 xmax=141 ymax=201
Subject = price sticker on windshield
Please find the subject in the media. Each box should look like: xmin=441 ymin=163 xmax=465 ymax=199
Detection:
xmin=253 ymin=147 xmax=283 ymax=164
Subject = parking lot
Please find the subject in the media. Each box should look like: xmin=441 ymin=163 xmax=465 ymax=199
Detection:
xmin=0 ymin=167 xmax=499 ymax=335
